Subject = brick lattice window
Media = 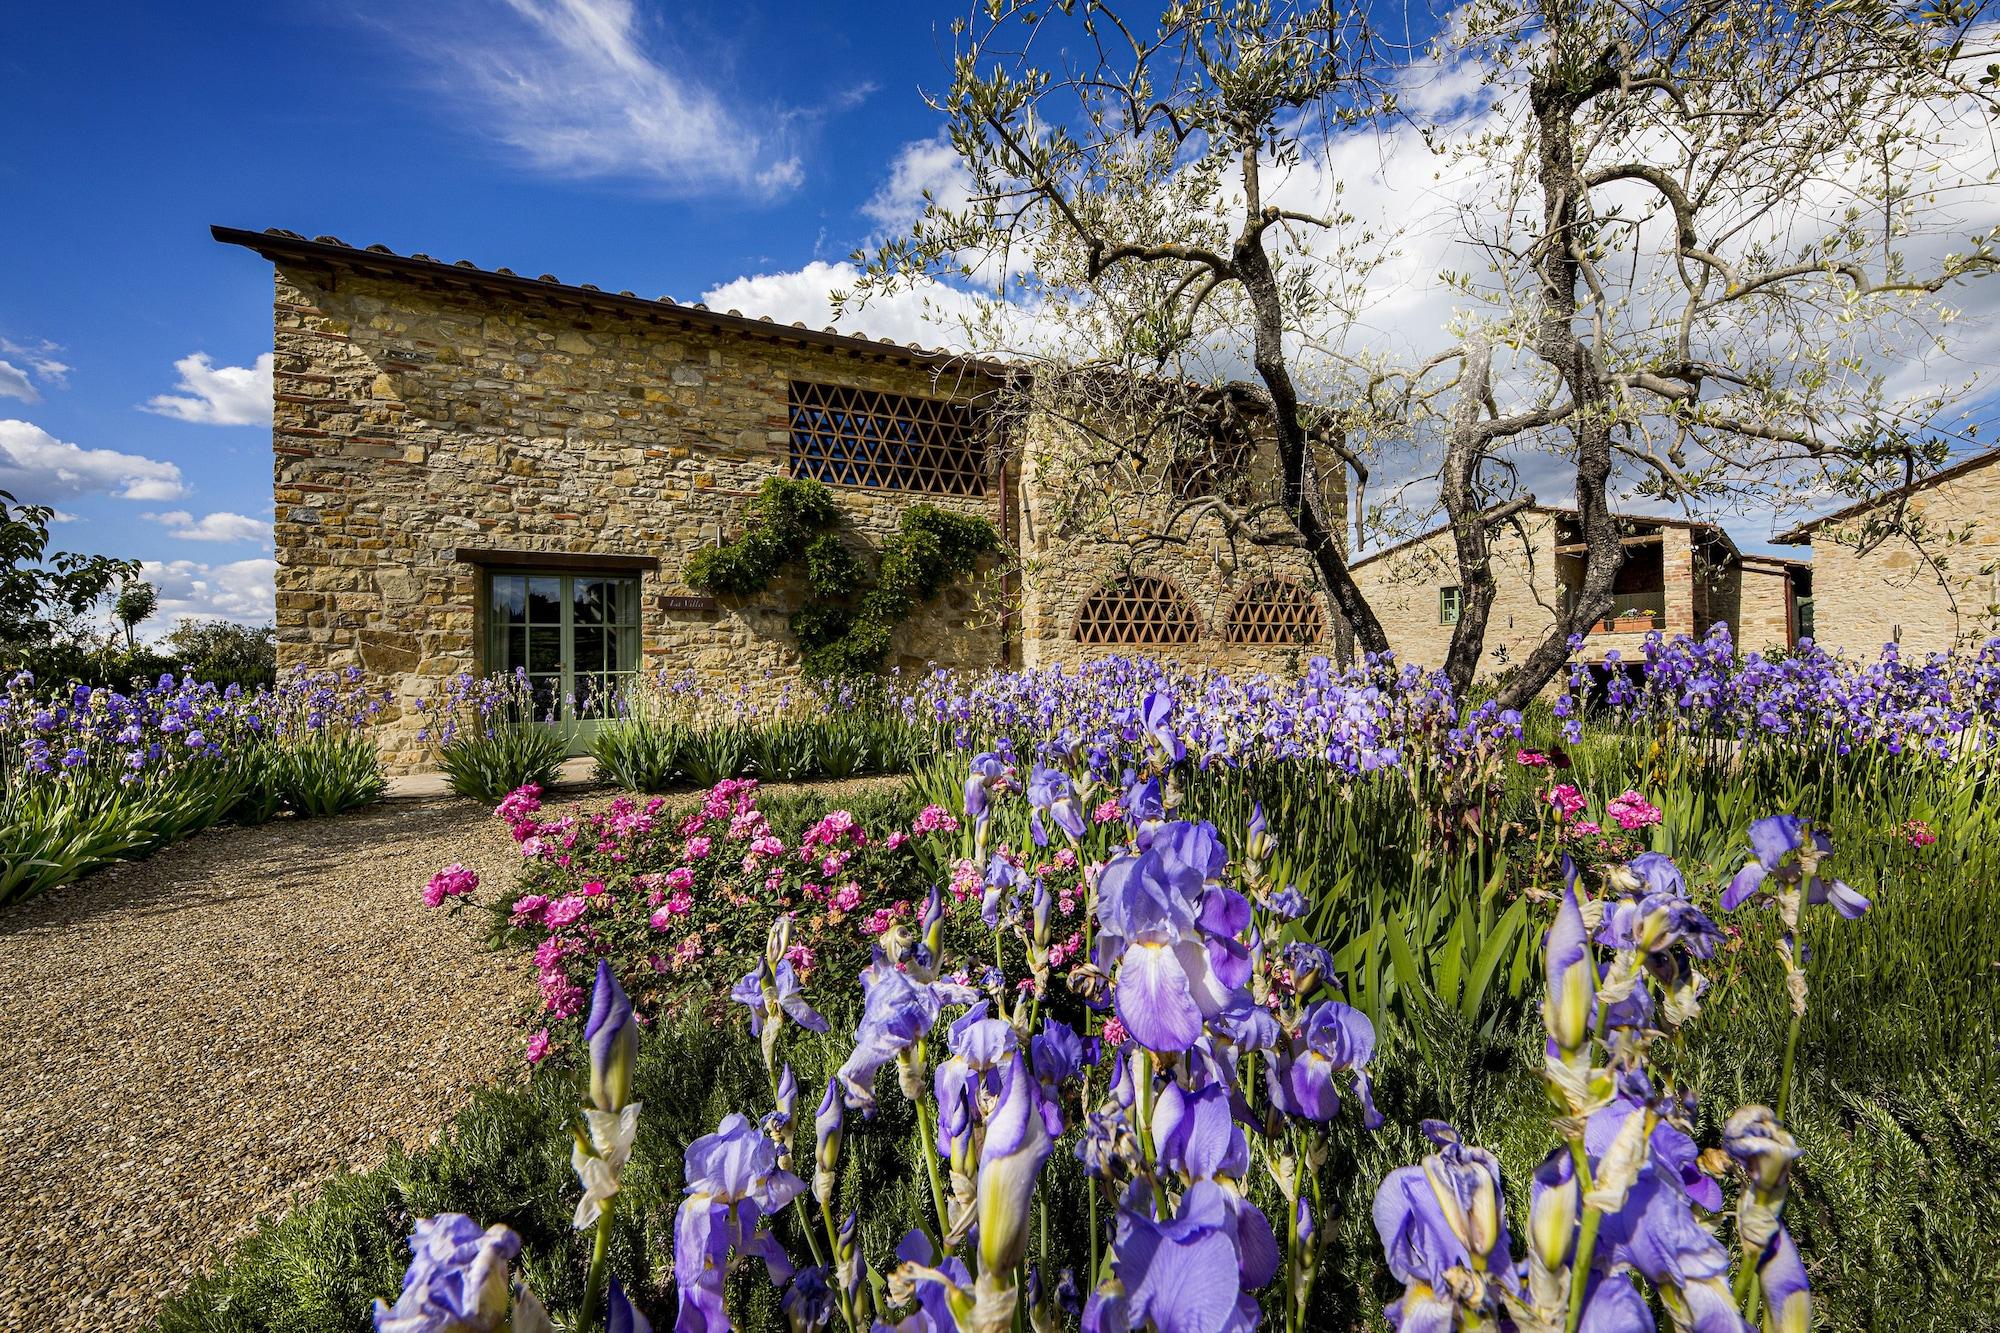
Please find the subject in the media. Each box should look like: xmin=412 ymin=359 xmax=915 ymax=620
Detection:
xmin=1072 ymin=574 xmax=1202 ymax=646
xmin=1225 ymin=578 xmax=1325 ymax=645
xmin=788 ymin=381 xmax=985 ymax=495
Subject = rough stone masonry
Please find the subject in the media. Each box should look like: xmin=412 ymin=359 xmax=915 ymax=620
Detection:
xmin=221 ymin=228 xmax=1342 ymax=770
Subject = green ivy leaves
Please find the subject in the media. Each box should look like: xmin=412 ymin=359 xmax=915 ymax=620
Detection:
xmin=685 ymin=477 xmax=1000 ymax=676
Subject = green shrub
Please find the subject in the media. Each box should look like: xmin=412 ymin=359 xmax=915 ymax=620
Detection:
xmin=439 ymin=722 xmax=567 ymax=804
xmin=266 ymin=733 xmax=388 ymax=818
xmin=589 ymin=717 xmax=688 ymax=794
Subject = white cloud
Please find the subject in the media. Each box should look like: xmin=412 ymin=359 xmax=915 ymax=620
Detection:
xmin=0 ymin=335 xmax=71 ymax=403
xmin=0 ymin=361 xmax=34 ymax=403
xmin=396 ymin=0 xmax=803 ymax=197
xmin=141 ymin=352 xmax=273 ymax=426
xmin=862 ymin=135 xmax=973 ymax=233
xmin=138 ymin=558 xmax=277 ymax=635
xmin=0 ymin=419 xmax=187 ymax=501
xmin=144 ymin=509 xmax=275 ymax=546
xmin=702 ymin=260 xmax=995 ymax=353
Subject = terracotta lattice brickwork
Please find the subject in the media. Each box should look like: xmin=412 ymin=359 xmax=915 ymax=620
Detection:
xmin=788 ymin=381 xmax=986 ymax=496
xmin=1225 ymin=578 xmax=1325 ymax=645
xmin=1072 ymin=574 xmax=1203 ymax=646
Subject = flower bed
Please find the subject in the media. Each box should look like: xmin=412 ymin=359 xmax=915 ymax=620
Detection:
xmin=0 ymin=665 xmax=387 ymax=908
xmin=437 ymin=779 xmax=1088 ymax=1064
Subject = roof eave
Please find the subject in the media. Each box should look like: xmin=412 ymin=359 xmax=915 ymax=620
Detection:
xmin=210 ymin=224 xmax=1015 ymax=378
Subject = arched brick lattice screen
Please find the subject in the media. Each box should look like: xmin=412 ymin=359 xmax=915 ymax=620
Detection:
xmin=1225 ymin=578 xmax=1325 ymax=645
xmin=788 ymin=381 xmax=986 ymax=496
xmin=1072 ymin=575 xmax=1202 ymax=646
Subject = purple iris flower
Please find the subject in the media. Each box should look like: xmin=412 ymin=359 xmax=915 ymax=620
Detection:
xmin=1543 ymin=869 xmax=1595 ymax=1059
xmin=1032 ymin=1016 xmax=1096 ymax=1096
xmin=1372 ymin=1122 xmax=1515 ymax=1318
xmin=1094 ymin=829 xmax=1245 ymax=1053
xmin=1268 ymin=1000 xmax=1383 ymax=1127
xmin=673 ymin=1113 xmax=805 ymax=1333
xmin=933 ymin=1002 xmax=1019 ymax=1160
xmin=1757 ymin=1227 xmax=1812 ymax=1332
xmin=372 ymin=1214 xmax=520 ymax=1333
xmin=835 ymin=956 xmax=943 ymax=1112
xmin=1026 ymin=764 xmax=1087 ymax=846
xmin=1243 ymin=802 xmax=1273 ymax=862
xmin=1598 ymin=884 xmax=1723 ymax=961
xmin=976 ymin=1051 xmax=1056 ymax=1276
xmin=609 ymin=1276 xmax=654 ymax=1333
xmin=890 ymin=1230 xmax=971 ymax=1332
xmin=1102 ymin=1181 xmax=1265 ymax=1333
xmin=963 ymin=752 xmax=1005 ymax=830
xmin=1123 ymin=774 xmax=1166 ymax=825
xmin=586 ymin=960 xmax=638 ymax=1113
xmin=1723 ymin=815 xmax=1870 ymax=918
xmin=1140 ymin=690 xmax=1186 ymax=763
xmin=981 ymin=853 xmax=1029 ymax=928
xmin=780 ymin=1266 xmax=833 ymax=1332
xmin=1575 ymin=1272 xmax=1652 ymax=1333
xmin=730 ymin=959 xmax=829 ymax=1037
xmin=1583 ymin=1093 xmax=1723 ymax=1212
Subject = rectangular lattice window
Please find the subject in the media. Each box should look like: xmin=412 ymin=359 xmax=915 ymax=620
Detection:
xmin=788 ymin=381 xmax=986 ymax=496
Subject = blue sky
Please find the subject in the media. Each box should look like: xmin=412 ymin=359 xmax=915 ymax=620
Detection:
xmin=4 ymin=2 xmax=1995 ymax=632
xmin=0 ymin=0 xmax=964 ymax=631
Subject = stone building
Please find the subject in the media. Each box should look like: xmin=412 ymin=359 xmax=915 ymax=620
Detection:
xmin=216 ymin=226 xmax=1342 ymax=769
xmin=1350 ymin=506 xmax=1808 ymax=677
xmin=1775 ymin=448 xmax=2000 ymax=657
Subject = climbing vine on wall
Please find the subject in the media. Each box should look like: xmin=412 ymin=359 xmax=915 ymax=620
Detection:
xmin=685 ymin=477 xmax=1000 ymax=677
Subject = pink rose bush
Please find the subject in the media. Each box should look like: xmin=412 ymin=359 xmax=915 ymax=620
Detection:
xmin=424 ymin=779 xmax=978 ymax=1057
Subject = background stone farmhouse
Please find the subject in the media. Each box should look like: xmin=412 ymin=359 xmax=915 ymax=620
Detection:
xmin=1350 ymin=506 xmax=1808 ymax=678
xmin=217 ymin=227 xmax=1340 ymax=768
xmin=1776 ymin=447 xmax=2000 ymax=658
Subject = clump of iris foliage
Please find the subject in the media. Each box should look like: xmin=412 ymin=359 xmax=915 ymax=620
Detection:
xmin=162 ymin=628 xmax=2000 ymax=1331
xmin=417 ymin=668 xmax=572 ymax=803
xmin=0 ymin=664 xmax=386 ymax=908
xmin=587 ymin=674 xmax=935 ymax=793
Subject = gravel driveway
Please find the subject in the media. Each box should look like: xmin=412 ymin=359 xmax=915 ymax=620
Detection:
xmin=0 ymin=774 xmax=905 ymax=1332
xmin=0 ymin=795 xmax=531 ymax=1333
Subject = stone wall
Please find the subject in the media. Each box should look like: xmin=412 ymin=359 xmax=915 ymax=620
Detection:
xmin=269 ymin=264 xmax=1010 ymax=770
xmin=1726 ymin=559 xmax=1799 ymax=655
xmin=1351 ymin=513 xmax=1758 ymax=676
xmin=1796 ymin=459 xmax=2000 ymax=659
xmin=1011 ymin=406 xmax=1342 ymax=676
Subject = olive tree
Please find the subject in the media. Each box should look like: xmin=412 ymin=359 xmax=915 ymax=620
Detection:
xmin=851 ymin=0 xmax=1999 ymax=700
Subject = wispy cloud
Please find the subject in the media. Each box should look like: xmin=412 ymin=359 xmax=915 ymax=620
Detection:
xmin=144 ymin=509 xmax=275 ymax=546
xmin=392 ymin=0 xmax=804 ymax=197
xmin=141 ymin=352 xmax=273 ymax=426
xmin=138 ymin=557 xmax=277 ymax=632
xmin=0 ymin=335 xmax=70 ymax=402
xmin=0 ymin=418 xmax=186 ymax=501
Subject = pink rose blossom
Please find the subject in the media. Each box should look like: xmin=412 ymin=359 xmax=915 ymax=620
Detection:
xmin=830 ymin=883 xmax=862 ymax=913
xmin=524 ymin=1029 xmax=551 ymax=1064
xmin=1904 ymin=819 xmax=1937 ymax=848
xmin=423 ymin=863 xmax=478 ymax=908
xmin=1515 ymin=749 xmax=1550 ymax=768
xmin=1605 ymin=790 xmax=1662 ymax=831
xmin=1546 ymin=783 xmax=1587 ymax=819
xmin=885 ymin=831 xmax=910 ymax=851
xmin=783 ymin=942 xmax=815 ymax=975
xmin=510 ymin=893 xmax=549 ymax=921
xmin=1101 ymin=1016 xmax=1129 ymax=1048
xmin=684 ymin=836 xmax=712 ymax=861
xmin=1092 ymin=798 xmax=1123 ymax=825
xmin=581 ymin=879 xmax=606 ymax=897
xmin=542 ymin=895 xmax=589 ymax=928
